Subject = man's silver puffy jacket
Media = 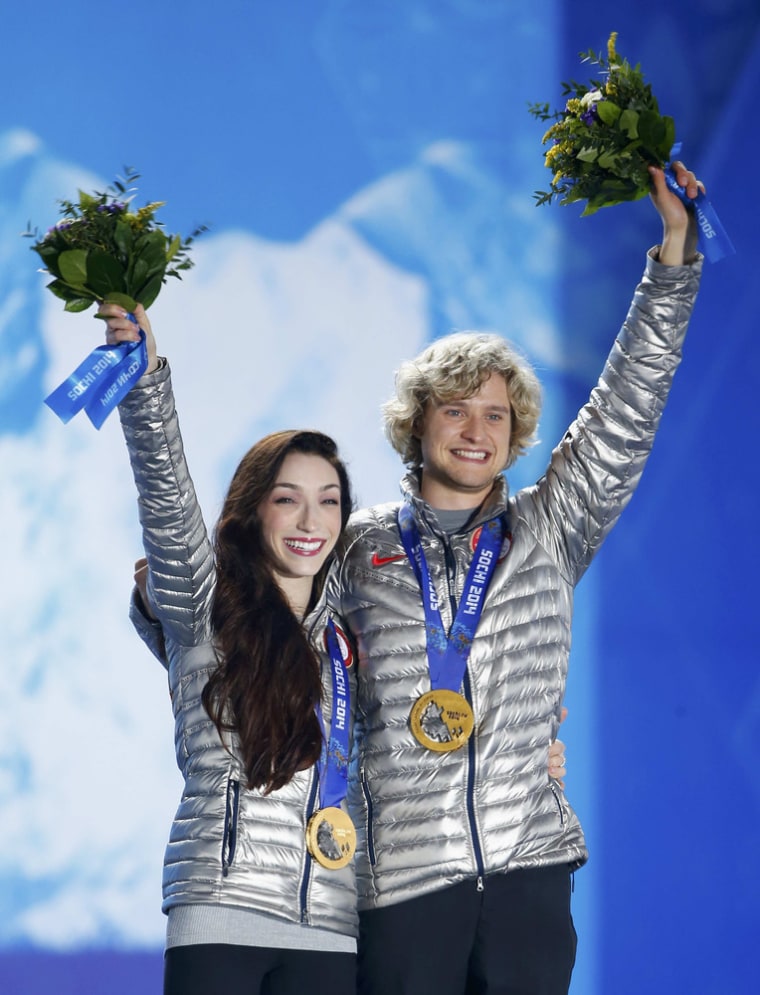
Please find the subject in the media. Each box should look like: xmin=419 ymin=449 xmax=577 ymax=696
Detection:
xmin=119 ymin=363 xmax=358 ymax=938
xmin=333 ymin=251 xmax=702 ymax=911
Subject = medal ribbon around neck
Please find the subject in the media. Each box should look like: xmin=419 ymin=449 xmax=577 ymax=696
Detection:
xmin=308 ymin=619 xmax=355 ymax=869
xmin=397 ymin=503 xmax=504 ymax=693
xmin=316 ymin=619 xmax=351 ymax=810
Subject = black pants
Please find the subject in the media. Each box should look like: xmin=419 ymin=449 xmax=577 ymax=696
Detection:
xmin=164 ymin=943 xmax=356 ymax=995
xmin=358 ymin=865 xmax=577 ymax=995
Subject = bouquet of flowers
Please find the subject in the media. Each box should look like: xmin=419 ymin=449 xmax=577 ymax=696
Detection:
xmin=528 ymin=32 xmax=675 ymax=216
xmin=26 ymin=169 xmax=205 ymax=428
xmin=26 ymin=166 xmax=205 ymax=312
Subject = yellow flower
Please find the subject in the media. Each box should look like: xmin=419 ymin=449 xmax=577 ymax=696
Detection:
xmin=607 ymin=31 xmax=618 ymax=64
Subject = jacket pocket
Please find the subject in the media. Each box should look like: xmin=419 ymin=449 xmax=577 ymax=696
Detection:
xmin=549 ymin=780 xmax=566 ymax=828
xmin=360 ymin=766 xmax=377 ymax=866
xmin=222 ymin=777 xmax=240 ymax=876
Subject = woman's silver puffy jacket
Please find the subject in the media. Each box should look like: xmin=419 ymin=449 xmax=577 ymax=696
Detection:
xmin=119 ymin=363 xmax=358 ymax=937
xmin=333 ymin=251 xmax=702 ymax=911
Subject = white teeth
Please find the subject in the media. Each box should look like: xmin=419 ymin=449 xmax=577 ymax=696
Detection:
xmin=452 ymin=450 xmax=488 ymax=462
xmin=284 ymin=538 xmax=324 ymax=553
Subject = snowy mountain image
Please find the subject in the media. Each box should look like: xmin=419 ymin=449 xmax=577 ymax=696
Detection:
xmin=1 ymin=128 xmax=563 ymax=947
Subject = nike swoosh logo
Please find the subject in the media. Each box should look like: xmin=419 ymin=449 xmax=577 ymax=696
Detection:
xmin=371 ymin=552 xmax=407 ymax=567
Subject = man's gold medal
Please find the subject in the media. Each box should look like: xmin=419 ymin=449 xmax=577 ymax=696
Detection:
xmin=409 ymin=689 xmax=474 ymax=752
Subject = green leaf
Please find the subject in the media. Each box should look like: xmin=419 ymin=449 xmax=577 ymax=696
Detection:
xmin=87 ymin=250 xmax=126 ymax=298
xmin=576 ymin=146 xmax=599 ymax=163
xmin=618 ymin=109 xmax=639 ymax=139
xmin=166 ymin=233 xmax=181 ymax=261
xmin=580 ymin=201 xmax=602 ymax=217
xmin=113 ymin=220 xmax=133 ymax=257
xmin=144 ymin=229 xmax=170 ymax=263
xmin=637 ymin=110 xmax=665 ymax=151
xmin=130 ymin=256 xmax=150 ymax=291
xmin=136 ymin=273 xmax=164 ymax=309
xmin=102 ymin=291 xmax=138 ymax=311
xmin=58 ymin=249 xmax=89 ymax=286
xmin=562 ymin=186 xmax=585 ymax=204
xmin=63 ymin=297 xmax=95 ymax=313
xmin=34 ymin=245 xmax=62 ymax=276
xmin=596 ymin=101 xmax=621 ymax=125
xmin=46 ymin=278 xmax=80 ymax=302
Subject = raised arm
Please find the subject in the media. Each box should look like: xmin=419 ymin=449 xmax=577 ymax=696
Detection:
xmin=523 ymin=160 xmax=704 ymax=583
xmin=99 ymin=303 xmax=215 ymax=648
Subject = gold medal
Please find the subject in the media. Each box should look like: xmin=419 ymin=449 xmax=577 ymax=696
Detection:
xmin=410 ymin=689 xmax=474 ymax=752
xmin=306 ymin=806 xmax=356 ymax=870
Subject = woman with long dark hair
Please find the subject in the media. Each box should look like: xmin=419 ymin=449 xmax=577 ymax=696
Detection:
xmin=101 ymin=303 xmax=358 ymax=995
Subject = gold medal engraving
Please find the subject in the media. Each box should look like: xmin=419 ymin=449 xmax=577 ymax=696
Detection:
xmin=306 ymin=806 xmax=356 ymax=870
xmin=410 ymin=689 xmax=474 ymax=752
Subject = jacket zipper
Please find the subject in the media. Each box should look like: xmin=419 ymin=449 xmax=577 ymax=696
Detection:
xmin=221 ymin=777 xmax=240 ymax=876
xmin=299 ymin=769 xmax=319 ymax=922
xmin=463 ymin=668 xmax=485 ymax=887
xmin=360 ymin=765 xmax=377 ymax=865
xmin=442 ymin=535 xmax=486 ymax=889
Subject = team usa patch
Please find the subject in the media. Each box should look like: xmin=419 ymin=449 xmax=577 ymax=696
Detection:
xmin=324 ymin=622 xmax=354 ymax=668
xmin=470 ymin=525 xmax=512 ymax=562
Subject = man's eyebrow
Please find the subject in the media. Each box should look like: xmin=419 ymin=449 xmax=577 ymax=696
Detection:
xmin=434 ymin=398 xmax=510 ymax=412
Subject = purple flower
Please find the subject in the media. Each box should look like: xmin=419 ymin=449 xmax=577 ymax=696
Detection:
xmin=96 ymin=201 xmax=126 ymax=215
xmin=580 ymin=105 xmax=598 ymax=126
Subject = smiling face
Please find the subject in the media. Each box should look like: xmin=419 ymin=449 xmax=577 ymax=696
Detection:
xmin=417 ymin=373 xmax=512 ymax=510
xmin=257 ymin=452 xmax=343 ymax=612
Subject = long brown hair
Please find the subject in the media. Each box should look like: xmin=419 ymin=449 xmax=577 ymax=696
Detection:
xmin=202 ymin=430 xmax=353 ymax=793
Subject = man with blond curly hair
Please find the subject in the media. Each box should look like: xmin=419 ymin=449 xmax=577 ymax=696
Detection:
xmin=331 ymin=161 xmax=705 ymax=994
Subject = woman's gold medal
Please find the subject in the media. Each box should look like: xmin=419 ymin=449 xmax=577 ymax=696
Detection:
xmin=306 ymin=806 xmax=356 ymax=870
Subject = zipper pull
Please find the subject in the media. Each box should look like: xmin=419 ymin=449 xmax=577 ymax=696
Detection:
xmin=476 ymin=876 xmax=484 ymax=893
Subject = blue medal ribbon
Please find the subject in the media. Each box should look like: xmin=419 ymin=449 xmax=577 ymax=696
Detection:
xmin=315 ymin=619 xmax=351 ymax=810
xmin=665 ymin=144 xmax=735 ymax=263
xmin=44 ymin=314 xmax=148 ymax=429
xmin=397 ymin=504 xmax=503 ymax=692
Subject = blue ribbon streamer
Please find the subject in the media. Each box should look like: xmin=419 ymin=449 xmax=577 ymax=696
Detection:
xmin=44 ymin=314 xmax=148 ymax=429
xmin=666 ymin=145 xmax=735 ymax=263
xmin=397 ymin=505 xmax=504 ymax=692
xmin=316 ymin=619 xmax=351 ymax=810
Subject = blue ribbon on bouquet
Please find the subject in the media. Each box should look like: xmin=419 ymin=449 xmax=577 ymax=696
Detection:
xmin=44 ymin=314 xmax=148 ymax=429
xmin=665 ymin=144 xmax=735 ymax=263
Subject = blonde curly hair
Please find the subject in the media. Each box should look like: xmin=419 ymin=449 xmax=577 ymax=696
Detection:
xmin=383 ymin=332 xmax=542 ymax=470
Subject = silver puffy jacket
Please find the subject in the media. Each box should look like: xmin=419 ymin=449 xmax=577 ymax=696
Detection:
xmin=119 ymin=363 xmax=358 ymax=937
xmin=333 ymin=251 xmax=702 ymax=911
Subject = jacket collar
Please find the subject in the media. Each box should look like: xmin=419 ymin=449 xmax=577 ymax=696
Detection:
xmin=399 ymin=469 xmax=510 ymax=537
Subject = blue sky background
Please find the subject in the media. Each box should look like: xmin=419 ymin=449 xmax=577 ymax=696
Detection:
xmin=1 ymin=2 xmax=759 ymax=992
